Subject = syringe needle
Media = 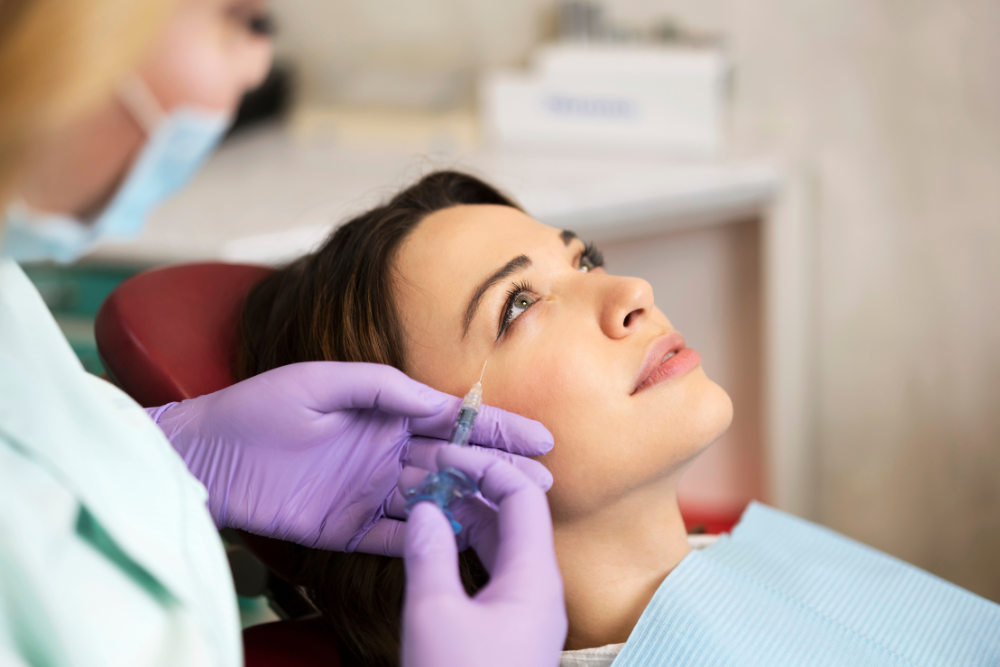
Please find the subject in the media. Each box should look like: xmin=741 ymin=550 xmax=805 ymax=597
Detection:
xmin=478 ymin=359 xmax=488 ymax=383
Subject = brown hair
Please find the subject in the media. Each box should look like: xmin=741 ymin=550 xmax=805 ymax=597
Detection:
xmin=236 ymin=170 xmax=522 ymax=667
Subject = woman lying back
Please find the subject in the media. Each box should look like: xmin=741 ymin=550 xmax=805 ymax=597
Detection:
xmin=236 ymin=171 xmax=1000 ymax=667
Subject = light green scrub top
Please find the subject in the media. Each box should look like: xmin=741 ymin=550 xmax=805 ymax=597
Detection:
xmin=0 ymin=258 xmax=242 ymax=666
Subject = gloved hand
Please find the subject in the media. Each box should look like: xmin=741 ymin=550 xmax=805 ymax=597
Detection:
xmin=400 ymin=447 xmax=567 ymax=667
xmin=146 ymin=361 xmax=553 ymax=556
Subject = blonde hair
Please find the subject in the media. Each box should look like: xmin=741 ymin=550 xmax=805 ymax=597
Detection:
xmin=0 ymin=0 xmax=175 ymax=203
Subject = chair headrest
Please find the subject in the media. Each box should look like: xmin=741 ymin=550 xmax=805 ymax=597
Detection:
xmin=95 ymin=262 xmax=273 ymax=407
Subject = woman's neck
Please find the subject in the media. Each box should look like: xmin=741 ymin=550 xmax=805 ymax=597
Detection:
xmin=553 ymin=480 xmax=690 ymax=650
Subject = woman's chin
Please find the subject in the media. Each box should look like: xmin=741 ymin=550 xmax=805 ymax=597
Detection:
xmin=662 ymin=372 xmax=734 ymax=463
xmin=693 ymin=376 xmax=734 ymax=446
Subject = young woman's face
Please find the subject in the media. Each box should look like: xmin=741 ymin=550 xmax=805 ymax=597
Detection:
xmin=395 ymin=205 xmax=733 ymax=521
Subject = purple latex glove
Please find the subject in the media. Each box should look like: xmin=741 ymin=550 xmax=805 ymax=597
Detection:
xmin=400 ymin=447 xmax=567 ymax=667
xmin=146 ymin=361 xmax=553 ymax=556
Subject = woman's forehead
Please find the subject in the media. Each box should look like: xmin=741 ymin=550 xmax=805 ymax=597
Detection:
xmin=403 ymin=204 xmax=555 ymax=264
xmin=422 ymin=204 xmax=550 ymax=245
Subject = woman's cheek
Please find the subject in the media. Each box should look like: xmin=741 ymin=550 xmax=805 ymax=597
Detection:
xmin=489 ymin=334 xmax=624 ymax=513
xmin=486 ymin=342 xmax=564 ymax=425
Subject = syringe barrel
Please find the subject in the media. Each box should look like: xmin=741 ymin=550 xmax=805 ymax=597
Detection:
xmin=449 ymin=383 xmax=482 ymax=446
xmin=449 ymin=407 xmax=477 ymax=446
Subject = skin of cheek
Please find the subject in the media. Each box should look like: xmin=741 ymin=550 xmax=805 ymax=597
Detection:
xmin=481 ymin=306 xmax=734 ymax=523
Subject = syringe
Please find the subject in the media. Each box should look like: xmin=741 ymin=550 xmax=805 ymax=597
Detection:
xmin=447 ymin=367 xmax=484 ymax=446
xmin=403 ymin=362 xmax=487 ymax=533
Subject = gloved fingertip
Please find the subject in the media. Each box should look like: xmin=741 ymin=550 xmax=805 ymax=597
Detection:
xmin=536 ymin=467 xmax=554 ymax=491
xmin=508 ymin=456 xmax=554 ymax=491
xmin=511 ymin=436 xmax=554 ymax=458
xmin=529 ymin=421 xmax=556 ymax=451
xmin=534 ymin=436 xmax=555 ymax=456
xmin=509 ymin=419 xmax=554 ymax=456
xmin=472 ymin=407 xmax=554 ymax=456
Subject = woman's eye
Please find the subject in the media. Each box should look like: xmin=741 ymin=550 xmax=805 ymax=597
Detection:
xmin=578 ymin=242 xmax=605 ymax=273
xmin=497 ymin=282 xmax=538 ymax=339
xmin=506 ymin=293 xmax=536 ymax=324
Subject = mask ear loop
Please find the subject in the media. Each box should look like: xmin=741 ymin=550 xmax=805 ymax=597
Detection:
xmin=116 ymin=76 xmax=166 ymax=137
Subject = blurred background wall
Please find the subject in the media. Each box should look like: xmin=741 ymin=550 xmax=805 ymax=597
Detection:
xmin=717 ymin=0 xmax=1000 ymax=602
xmin=269 ymin=0 xmax=1000 ymax=601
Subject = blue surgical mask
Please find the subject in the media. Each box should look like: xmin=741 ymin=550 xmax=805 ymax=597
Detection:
xmin=2 ymin=77 xmax=230 ymax=264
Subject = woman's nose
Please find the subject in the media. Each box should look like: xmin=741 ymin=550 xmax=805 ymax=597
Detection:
xmin=599 ymin=276 xmax=654 ymax=339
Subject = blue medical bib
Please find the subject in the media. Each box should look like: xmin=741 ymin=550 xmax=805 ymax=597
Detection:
xmin=613 ymin=502 xmax=1000 ymax=666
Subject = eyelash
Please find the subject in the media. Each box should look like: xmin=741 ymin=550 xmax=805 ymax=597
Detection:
xmin=497 ymin=280 xmax=535 ymax=340
xmin=495 ymin=243 xmax=606 ymax=339
xmin=580 ymin=242 xmax=605 ymax=272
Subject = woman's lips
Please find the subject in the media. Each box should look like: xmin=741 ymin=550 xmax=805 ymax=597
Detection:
xmin=632 ymin=332 xmax=702 ymax=394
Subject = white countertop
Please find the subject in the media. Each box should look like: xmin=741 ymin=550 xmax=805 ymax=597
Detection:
xmin=90 ymin=123 xmax=779 ymax=266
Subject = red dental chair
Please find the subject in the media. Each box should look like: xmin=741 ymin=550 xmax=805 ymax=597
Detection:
xmin=95 ymin=262 xmax=339 ymax=667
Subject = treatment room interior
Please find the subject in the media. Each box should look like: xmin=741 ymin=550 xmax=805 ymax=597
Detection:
xmin=29 ymin=0 xmax=1000 ymax=625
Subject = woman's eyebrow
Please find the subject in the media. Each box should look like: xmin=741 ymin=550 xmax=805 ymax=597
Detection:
xmin=463 ymin=254 xmax=532 ymax=337
xmin=560 ymin=229 xmax=578 ymax=245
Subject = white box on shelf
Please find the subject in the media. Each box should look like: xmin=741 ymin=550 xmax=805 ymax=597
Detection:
xmin=480 ymin=44 xmax=730 ymax=156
